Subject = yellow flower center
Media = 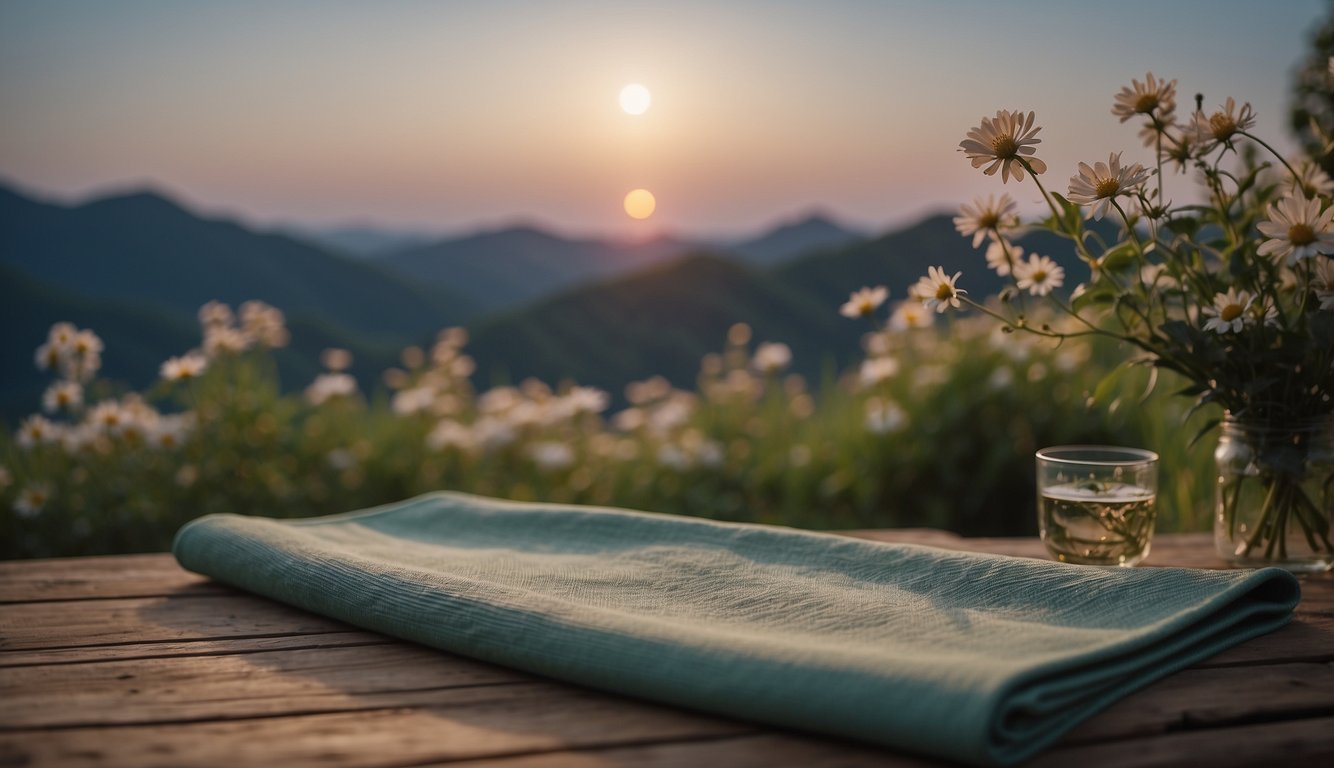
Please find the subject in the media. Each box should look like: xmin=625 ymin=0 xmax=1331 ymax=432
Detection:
xmin=1095 ymin=178 xmax=1121 ymax=198
xmin=1288 ymin=223 xmax=1316 ymax=246
xmin=990 ymin=135 xmax=1018 ymax=159
xmin=979 ymin=212 xmax=1000 ymax=228
xmin=1134 ymin=94 xmax=1159 ymax=113
xmin=1031 ymin=269 xmax=1049 ymax=283
xmin=1220 ymin=304 xmax=1243 ymax=322
xmin=935 ymin=283 xmax=955 ymax=301
xmin=1208 ymin=113 xmax=1236 ymax=141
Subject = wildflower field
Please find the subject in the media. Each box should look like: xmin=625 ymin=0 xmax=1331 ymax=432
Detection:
xmin=1 ymin=297 xmax=1218 ymax=560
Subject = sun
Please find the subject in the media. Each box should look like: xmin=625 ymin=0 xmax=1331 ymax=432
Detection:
xmin=619 ymin=83 xmax=651 ymax=115
xmin=623 ymin=189 xmax=656 ymax=220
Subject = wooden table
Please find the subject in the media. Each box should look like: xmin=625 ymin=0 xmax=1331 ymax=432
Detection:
xmin=2 ymin=532 xmax=1331 ymax=767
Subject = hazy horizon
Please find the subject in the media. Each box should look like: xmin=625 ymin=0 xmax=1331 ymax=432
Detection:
xmin=1 ymin=0 xmax=1328 ymax=238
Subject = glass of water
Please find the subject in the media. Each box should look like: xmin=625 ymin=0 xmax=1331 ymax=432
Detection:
xmin=1036 ymin=446 xmax=1159 ymax=566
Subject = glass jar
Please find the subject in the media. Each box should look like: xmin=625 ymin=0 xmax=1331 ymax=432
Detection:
xmin=1214 ymin=414 xmax=1334 ymax=573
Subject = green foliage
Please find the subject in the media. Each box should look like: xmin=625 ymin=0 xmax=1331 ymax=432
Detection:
xmin=0 ymin=312 xmax=1218 ymax=559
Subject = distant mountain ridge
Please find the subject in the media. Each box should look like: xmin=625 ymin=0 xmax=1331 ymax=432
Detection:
xmin=378 ymin=226 xmax=697 ymax=313
xmin=370 ymin=211 xmax=866 ymax=312
xmin=0 ymin=184 xmax=474 ymax=346
xmin=461 ymin=212 xmax=1093 ymax=395
xmin=725 ymin=212 xmax=865 ymax=266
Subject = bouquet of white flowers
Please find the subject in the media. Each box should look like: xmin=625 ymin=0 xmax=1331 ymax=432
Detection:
xmin=929 ymin=72 xmax=1334 ymax=571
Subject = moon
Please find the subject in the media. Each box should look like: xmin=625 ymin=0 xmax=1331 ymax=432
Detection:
xmin=619 ymin=84 xmax=651 ymax=115
xmin=623 ymin=189 xmax=656 ymax=219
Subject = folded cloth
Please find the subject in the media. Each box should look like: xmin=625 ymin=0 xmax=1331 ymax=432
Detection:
xmin=173 ymin=492 xmax=1300 ymax=766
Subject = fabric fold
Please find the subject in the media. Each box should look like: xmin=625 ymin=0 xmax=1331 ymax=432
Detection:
xmin=172 ymin=492 xmax=1300 ymax=766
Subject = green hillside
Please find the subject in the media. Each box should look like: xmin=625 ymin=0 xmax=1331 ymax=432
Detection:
xmin=466 ymin=253 xmax=859 ymax=394
xmin=379 ymin=226 xmax=693 ymax=313
xmin=0 ymin=185 xmax=474 ymax=345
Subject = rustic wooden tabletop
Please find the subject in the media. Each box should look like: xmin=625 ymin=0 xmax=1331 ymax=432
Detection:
xmin=1 ymin=531 xmax=1331 ymax=767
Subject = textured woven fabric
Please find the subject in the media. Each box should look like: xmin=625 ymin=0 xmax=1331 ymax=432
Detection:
xmin=172 ymin=492 xmax=1300 ymax=766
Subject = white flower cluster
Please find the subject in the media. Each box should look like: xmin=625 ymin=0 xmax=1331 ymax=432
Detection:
xmin=199 ymin=300 xmax=289 ymax=357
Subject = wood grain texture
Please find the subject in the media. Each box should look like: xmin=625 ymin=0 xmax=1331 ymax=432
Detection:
xmin=0 ymin=533 xmax=1329 ymax=768
xmin=0 ymin=553 xmax=222 ymax=602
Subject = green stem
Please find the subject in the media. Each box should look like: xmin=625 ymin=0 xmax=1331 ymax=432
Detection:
xmin=1243 ymin=476 xmax=1281 ymax=557
xmin=1238 ymin=131 xmax=1300 ymax=181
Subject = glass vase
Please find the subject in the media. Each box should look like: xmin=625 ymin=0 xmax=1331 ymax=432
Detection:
xmin=1213 ymin=414 xmax=1334 ymax=573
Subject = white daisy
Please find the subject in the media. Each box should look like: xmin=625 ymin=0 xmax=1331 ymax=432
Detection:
xmin=954 ymin=194 xmax=1020 ymax=247
xmin=1286 ymin=157 xmax=1334 ymax=198
xmin=1111 ymin=72 xmax=1176 ymax=122
xmin=16 ymin=414 xmax=60 ymax=449
xmin=959 ymin=110 xmax=1048 ymax=183
xmin=14 ymin=484 xmax=50 ymax=518
xmin=1256 ymin=195 xmax=1334 ymax=265
xmin=859 ymin=356 xmax=900 ymax=387
xmin=985 ymin=241 xmax=1022 ymax=277
xmin=752 ymin=342 xmax=792 ymax=374
xmin=839 ymin=286 xmax=889 ymax=318
xmin=1245 ymin=297 xmax=1281 ymax=329
xmin=888 ymin=300 xmax=932 ymax=330
xmin=426 ymin=420 xmax=475 ymax=452
xmin=392 ymin=386 xmax=437 ymax=416
xmin=914 ymin=266 xmax=967 ymax=313
xmin=151 ymin=413 xmax=195 ymax=450
xmin=34 ymin=342 xmax=63 ymax=372
xmin=305 ymin=373 xmax=358 ymax=405
xmin=528 ymin=441 xmax=575 ymax=471
xmin=239 ymin=301 xmax=289 ymax=348
xmin=203 ymin=326 xmax=252 ymax=357
xmin=321 ymin=348 xmax=353 ymax=372
xmin=1066 ymin=152 xmax=1153 ymax=221
xmin=46 ymin=322 xmax=78 ymax=350
xmin=42 ymin=380 xmax=83 ymax=414
xmin=198 ymin=301 xmax=234 ymax=328
xmin=1312 ymin=258 xmax=1334 ymax=311
xmin=160 ymin=353 xmax=208 ymax=382
xmin=1194 ymin=97 xmax=1257 ymax=150
xmin=1201 ymin=288 xmax=1253 ymax=334
xmin=1014 ymin=254 xmax=1065 ymax=296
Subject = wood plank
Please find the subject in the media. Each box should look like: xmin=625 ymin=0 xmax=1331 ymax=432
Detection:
xmin=0 ymin=594 xmax=351 ymax=651
xmin=1063 ymin=662 xmax=1334 ymax=743
xmin=0 ymin=688 xmax=767 ymax=768
xmin=0 ymin=643 xmax=532 ymax=728
xmin=0 ymin=631 xmax=393 ymax=668
xmin=1033 ymin=715 xmax=1334 ymax=768
xmin=1194 ymin=614 xmax=1334 ymax=667
xmin=0 ymin=553 xmax=223 ymax=602
xmin=422 ymin=732 xmax=942 ymax=768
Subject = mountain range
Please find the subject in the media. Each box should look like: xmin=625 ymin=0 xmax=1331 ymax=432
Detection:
xmin=0 ymin=186 xmax=472 ymax=344
xmin=306 ymin=211 xmax=865 ymax=313
xmin=1 ymin=181 xmax=1086 ymax=419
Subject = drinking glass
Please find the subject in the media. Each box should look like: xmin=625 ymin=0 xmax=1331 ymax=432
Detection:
xmin=1036 ymin=446 xmax=1159 ymax=566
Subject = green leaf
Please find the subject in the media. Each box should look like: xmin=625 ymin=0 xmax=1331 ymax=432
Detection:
xmin=1098 ymin=242 xmax=1138 ymax=273
xmin=1071 ymin=282 xmax=1117 ymax=313
xmin=1187 ymin=417 xmax=1222 ymax=448
xmin=1164 ymin=216 xmax=1200 ymax=238
xmin=1088 ymin=360 xmax=1132 ymax=408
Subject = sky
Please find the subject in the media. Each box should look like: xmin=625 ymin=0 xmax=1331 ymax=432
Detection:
xmin=0 ymin=0 xmax=1329 ymax=239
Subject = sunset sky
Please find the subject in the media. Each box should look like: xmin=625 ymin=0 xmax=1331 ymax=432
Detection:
xmin=0 ymin=0 xmax=1328 ymax=238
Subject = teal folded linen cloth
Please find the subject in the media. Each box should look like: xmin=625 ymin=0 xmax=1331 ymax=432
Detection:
xmin=172 ymin=492 xmax=1300 ymax=766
